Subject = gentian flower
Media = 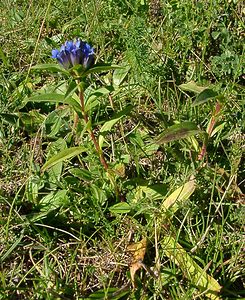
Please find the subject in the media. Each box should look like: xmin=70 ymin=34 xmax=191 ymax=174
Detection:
xmin=51 ymin=39 xmax=94 ymax=70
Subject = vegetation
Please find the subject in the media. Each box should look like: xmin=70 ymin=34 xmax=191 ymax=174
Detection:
xmin=0 ymin=0 xmax=244 ymax=299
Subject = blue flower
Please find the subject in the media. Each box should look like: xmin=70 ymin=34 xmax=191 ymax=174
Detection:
xmin=52 ymin=39 xmax=94 ymax=70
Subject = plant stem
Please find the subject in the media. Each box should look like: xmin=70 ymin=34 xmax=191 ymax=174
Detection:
xmin=198 ymin=102 xmax=221 ymax=160
xmin=78 ymin=86 xmax=109 ymax=171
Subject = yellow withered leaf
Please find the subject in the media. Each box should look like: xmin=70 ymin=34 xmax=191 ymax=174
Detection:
xmin=162 ymin=235 xmax=222 ymax=300
xmin=161 ymin=177 xmax=196 ymax=213
xmin=127 ymin=238 xmax=147 ymax=288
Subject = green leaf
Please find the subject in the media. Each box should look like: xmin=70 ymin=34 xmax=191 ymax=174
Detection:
xmin=179 ymin=81 xmax=206 ymax=94
xmin=113 ymin=65 xmax=131 ymax=86
xmin=109 ymin=202 xmax=131 ymax=214
xmin=210 ymin=122 xmax=226 ymax=137
xmin=83 ymin=64 xmax=122 ymax=76
xmin=69 ymin=167 xmax=94 ymax=181
xmin=192 ymin=89 xmax=218 ymax=106
xmin=0 ymin=230 xmax=25 ymax=263
xmin=39 ymin=190 xmax=69 ymax=212
xmin=132 ymin=184 xmax=168 ymax=203
xmin=42 ymin=146 xmax=86 ymax=171
xmin=155 ymin=122 xmax=201 ymax=144
xmin=26 ymin=93 xmax=81 ymax=114
xmin=161 ymin=236 xmax=221 ymax=299
xmin=85 ymin=86 xmax=114 ymax=112
xmin=31 ymin=63 xmax=69 ymax=76
xmin=161 ymin=179 xmax=196 ymax=213
xmin=99 ymin=105 xmax=133 ymax=148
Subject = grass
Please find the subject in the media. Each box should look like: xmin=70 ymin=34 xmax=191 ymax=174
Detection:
xmin=0 ymin=0 xmax=244 ymax=299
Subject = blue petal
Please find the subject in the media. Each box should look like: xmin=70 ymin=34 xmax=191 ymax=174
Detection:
xmin=70 ymin=48 xmax=82 ymax=66
xmin=57 ymin=50 xmax=71 ymax=69
xmin=75 ymin=39 xmax=81 ymax=49
xmin=51 ymin=49 xmax=59 ymax=58
xmin=65 ymin=41 xmax=74 ymax=52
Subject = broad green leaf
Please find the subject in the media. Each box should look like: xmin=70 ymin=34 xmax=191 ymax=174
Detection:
xmin=161 ymin=235 xmax=221 ymax=299
xmin=179 ymin=81 xmax=206 ymax=94
xmin=113 ymin=65 xmax=131 ymax=86
xmin=45 ymin=107 xmax=70 ymax=138
xmin=192 ymin=89 xmax=218 ymax=107
xmin=85 ymin=86 xmax=114 ymax=112
xmin=83 ymin=64 xmax=122 ymax=76
xmin=155 ymin=122 xmax=201 ymax=144
xmin=109 ymin=202 xmax=131 ymax=214
xmin=161 ymin=179 xmax=196 ymax=213
xmin=26 ymin=93 xmax=81 ymax=114
xmin=132 ymin=184 xmax=168 ymax=203
xmin=69 ymin=167 xmax=94 ymax=181
xmin=99 ymin=105 xmax=133 ymax=148
xmin=39 ymin=190 xmax=69 ymax=212
xmin=31 ymin=63 xmax=69 ymax=76
xmin=19 ymin=111 xmax=45 ymax=129
xmin=42 ymin=146 xmax=86 ymax=171
xmin=26 ymin=175 xmax=43 ymax=202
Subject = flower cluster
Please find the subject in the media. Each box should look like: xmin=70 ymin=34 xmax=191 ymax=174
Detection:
xmin=52 ymin=39 xmax=94 ymax=70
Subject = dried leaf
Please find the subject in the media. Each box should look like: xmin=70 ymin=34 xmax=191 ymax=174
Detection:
xmin=162 ymin=235 xmax=222 ymax=299
xmin=127 ymin=238 xmax=147 ymax=288
xmin=161 ymin=178 xmax=196 ymax=213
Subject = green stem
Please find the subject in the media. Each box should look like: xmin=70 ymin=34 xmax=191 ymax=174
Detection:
xmin=78 ymin=85 xmax=109 ymax=171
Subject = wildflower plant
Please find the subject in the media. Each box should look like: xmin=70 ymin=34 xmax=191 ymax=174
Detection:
xmin=51 ymin=39 xmax=109 ymax=170
xmin=29 ymin=38 xmax=122 ymax=198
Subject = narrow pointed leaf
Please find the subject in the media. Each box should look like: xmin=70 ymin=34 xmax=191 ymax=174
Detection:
xmin=42 ymin=146 xmax=86 ymax=171
xmin=65 ymin=80 xmax=78 ymax=99
xmin=85 ymin=86 xmax=114 ymax=112
xmin=155 ymin=122 xmax=201 ymax=144
xmin=162 ymin=235 xmax=221 ymax=299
